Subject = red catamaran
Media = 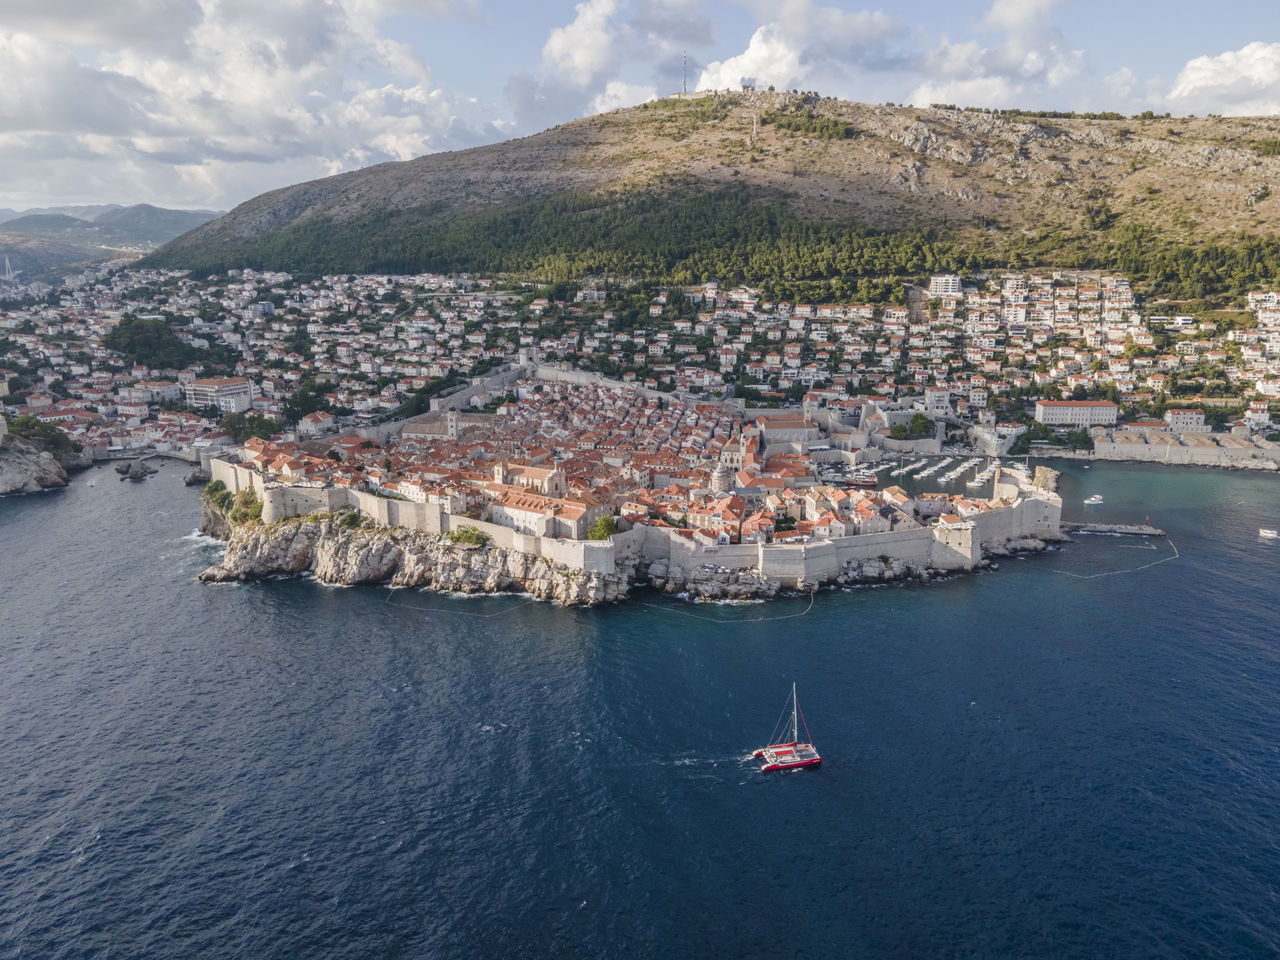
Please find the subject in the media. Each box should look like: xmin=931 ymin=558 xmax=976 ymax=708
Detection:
xmin=753 ymin=683 xmax=822 ymax=772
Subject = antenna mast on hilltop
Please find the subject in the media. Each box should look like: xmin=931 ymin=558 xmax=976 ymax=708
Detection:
xmin=682 ymin=52 xmax=687 ymax=95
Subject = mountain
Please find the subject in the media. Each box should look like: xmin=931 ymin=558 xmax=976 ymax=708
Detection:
xmin=0 ymin=204 xmax=124 ymax=225
xmin=93 ymin=203 xmax=223 ymax=244
xmin=148 ymin=93 xmax=1280 ymax=298
xmin=0 ymin=203 xmax=223 ymax=284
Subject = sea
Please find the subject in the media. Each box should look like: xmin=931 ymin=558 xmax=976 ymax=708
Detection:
xmin=2 ymin=460 xmax=1278 ymax=959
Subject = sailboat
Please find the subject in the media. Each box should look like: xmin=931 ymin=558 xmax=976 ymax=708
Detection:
xmin=753 ymin=683 xmax=822 ymax=771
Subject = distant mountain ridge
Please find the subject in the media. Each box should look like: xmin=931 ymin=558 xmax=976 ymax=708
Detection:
xmin=148 ymin=93 xmax=1280 ymax=296
xmin=0 ymin=203 xmax=223 ymax=284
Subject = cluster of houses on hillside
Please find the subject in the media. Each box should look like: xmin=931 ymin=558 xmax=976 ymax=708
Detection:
xmin=3 ymin=265 xmax=1278 ymax=464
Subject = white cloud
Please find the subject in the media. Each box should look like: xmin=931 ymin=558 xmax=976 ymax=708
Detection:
xmin=905 ymin=0 xmax=1083 ymax=108
xmin=697 ymin=0 xmax=905 ymax=93
xmin=983 ymin=0 xmax=1062 ymax=34
xmin=697 ymin=24 xmax=804 ymax=91
xmin=542 ymin=0 xmax=624 ymax=88
xmin=590 ymin=80 xmax=658 ymax=114
xmin=0 ymin=0 xmax=495 ymax=209
xmin=1105 ymin=67 xmax=1136 ymax=101
xmin=1167 ymin=42 xmax=1280 ymax=116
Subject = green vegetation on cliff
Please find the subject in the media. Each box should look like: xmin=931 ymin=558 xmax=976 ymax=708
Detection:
xmin=3 ymin=414 xmax=76 ymax=453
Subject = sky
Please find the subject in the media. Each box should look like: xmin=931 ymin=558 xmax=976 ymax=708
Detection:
xmin=1 ymin=0 xmax=1278 ymax=212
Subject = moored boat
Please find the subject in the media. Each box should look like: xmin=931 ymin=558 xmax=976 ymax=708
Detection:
xmin=753 ymin=683 xmax=821 ymax=772
xmin=845 ymin=470 xmax=878 ymax=488
xmin=1261 ymin=528 xmax=1278 ymax=539
xmin=1084 ymin=494 xmax=1103 ymax=505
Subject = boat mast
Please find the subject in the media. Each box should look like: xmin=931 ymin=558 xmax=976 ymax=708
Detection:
xmin=792 ymin=682 xmax=799 ymax=742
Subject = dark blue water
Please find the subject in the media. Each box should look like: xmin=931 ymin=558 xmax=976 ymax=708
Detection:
xmin=3 ymin=461 xmax=1279 ymax=959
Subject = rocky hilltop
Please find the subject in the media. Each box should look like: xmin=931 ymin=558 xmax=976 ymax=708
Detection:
xmin=151 ymin=92 xmax=1280 ymax=275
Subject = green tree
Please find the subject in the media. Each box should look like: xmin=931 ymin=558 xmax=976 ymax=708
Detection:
xmin=588 ymin=515 xmax=621 ymax=540
xmin=908 ymin=413 xmax=935 ymax=438
xmin=4 ymin=414 xmax=75 ymax=453
xmin=220 ymin=412 xmax=283 ymax=442
xmin=282 ymin=378 xmax=332 ymax=425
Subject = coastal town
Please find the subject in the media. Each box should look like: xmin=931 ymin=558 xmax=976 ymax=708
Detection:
xmin=4 ymin=262 xmax=1276 ymax=599
xmin=2 ymin=265 xmax=1278 ymax=474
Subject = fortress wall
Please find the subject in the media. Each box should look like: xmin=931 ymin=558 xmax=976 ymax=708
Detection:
xmin=430 ymin=365 xmax=527 ymax=412
xmin=440 ymin=514 xmax=519 ymax=550
xmin=669 ymin=538 xmax=760 ymax=572
xmin=538 ymin=537 xmax=617 ymax=575
xmin=210 ymin=457 xmax=240 ymax=492
xmin=1093 ymin=439 xmax=1278 ymax=468
xmin=970 ymin=495 xmax=1062 ymax=543
xmin=831 ymin=527 xmax=936 ymax=567
xmin=224 ymin=457 xmax=1060 ymax=584
xmin=532 ymin=364 xmax=675 ymax=404
xmin=262 ymin=485 xmax=347 ymax=524
xmin=758 ymin=540 xmax=841 ymax=585
xmin=930 ymin=524 xmax=980 ymax=570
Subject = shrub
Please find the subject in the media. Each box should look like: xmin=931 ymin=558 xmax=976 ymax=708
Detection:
xmin=229 ymin=489 xmax=263 ymax=525
xmin=446 ymin=524 xmax=491 ymax=547
xmin=588 ymin=515 xmax=621 ymax=540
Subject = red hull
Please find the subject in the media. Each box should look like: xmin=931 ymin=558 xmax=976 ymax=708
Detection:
xmin=760 ymin=757 xmax=822 ymax=771
xmin=754 ymin=740 xmax=822 ymax=771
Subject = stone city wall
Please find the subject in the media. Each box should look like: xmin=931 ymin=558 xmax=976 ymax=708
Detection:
xmin=1092 ymin=438 xmax=1278 ymax=469
xmin=211 ymin=458 xmax=1056 ymax=588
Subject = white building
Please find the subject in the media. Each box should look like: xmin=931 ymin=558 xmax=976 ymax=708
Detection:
xmin=1034 ymin=400 xmax=1119 ymax=428
xmin=929 ymin=275 xmax=962 ymax=298
xmin=184 ymin=376 xmax=254 ymax=414
xmin=1164 ymin=408 xmax=1210 ymax=433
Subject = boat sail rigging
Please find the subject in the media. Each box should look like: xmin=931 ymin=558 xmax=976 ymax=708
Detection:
xmin=753 ymin=683 xmax=822 ymax=772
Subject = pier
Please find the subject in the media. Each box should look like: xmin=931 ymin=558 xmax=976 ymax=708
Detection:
xmin=1061 ymin=522 xmax=1166 ymax=537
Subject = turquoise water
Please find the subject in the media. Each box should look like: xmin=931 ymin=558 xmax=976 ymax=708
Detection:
xmin=2 ymin=460 xmax=1278 ymax=958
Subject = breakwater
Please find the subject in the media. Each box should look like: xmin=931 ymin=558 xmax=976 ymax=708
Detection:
xmin=1061 ymin=522 xmax=1167 ymax=536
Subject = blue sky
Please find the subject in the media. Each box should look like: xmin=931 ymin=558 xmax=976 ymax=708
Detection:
xmin=1 ymin=0 xmax=1277 ymax=211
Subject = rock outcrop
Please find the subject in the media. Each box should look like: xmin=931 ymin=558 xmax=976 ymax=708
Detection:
xmin=0 ymin=435 xmax=69 ymax=494
xmin=199 ymin=516 xmax=633 ymax=606
xmin=198 ymin=494 xmax=233 ymax=541
xmin=644 ymin=559 xmax=782 ymax=600
xmin=197 ymin=508 xmax=1062 ymax=606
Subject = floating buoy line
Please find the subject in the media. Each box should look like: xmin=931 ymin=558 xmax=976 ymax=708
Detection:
xmin=1055 ymin=537 xmax=1181 ymax=580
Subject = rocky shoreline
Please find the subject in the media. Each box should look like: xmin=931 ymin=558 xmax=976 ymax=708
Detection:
xmin=199 ymin=510 xmax=636 ymax=605
xmin=197 ymin=497 xmax=1060 ymax=606
xmin=0 ymin=435 xmax=92 ymax=495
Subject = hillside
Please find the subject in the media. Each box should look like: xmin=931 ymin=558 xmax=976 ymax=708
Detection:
xmin=0 ymin=204 xmax=124 ymax=225
xmin=0 ymin=203 xmax=222 ymax=283
xmin=149 ymin=93 xmax=1280 ymax=296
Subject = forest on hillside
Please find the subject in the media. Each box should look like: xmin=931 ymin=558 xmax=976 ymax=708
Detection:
xmin=150 ymin=186 xmax=1280 ymax=304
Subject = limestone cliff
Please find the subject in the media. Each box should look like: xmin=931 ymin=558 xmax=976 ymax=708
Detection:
xmin=197 ymin=508 xmax=1058 ymax=606
xmin=198 ymin=494 xmax=233 ymax=540
xmin=199 ymin=516 xmax=634 ymax=606
xmin=0 ymin=435 xmax=69 ymax=494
